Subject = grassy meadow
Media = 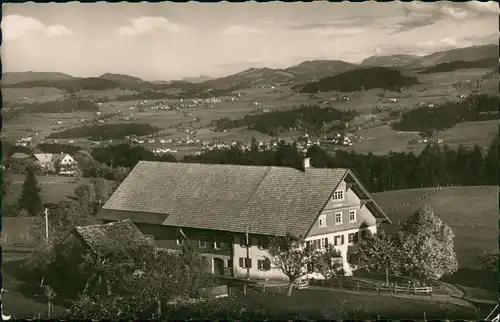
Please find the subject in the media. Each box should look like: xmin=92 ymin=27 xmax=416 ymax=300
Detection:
xmin=374 ymin=186 xmax=498 ymax=268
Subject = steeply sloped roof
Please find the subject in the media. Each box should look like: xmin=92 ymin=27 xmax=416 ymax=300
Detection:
xmin=73 ymin=219 xmax=150 ymax=255
xmin=10 ymin=152 xmax=30 ymax=159
xmin=98 ymin=161 xmax=349 ymax=236
xmin=33 ymin=153 xmax=53 ymax=164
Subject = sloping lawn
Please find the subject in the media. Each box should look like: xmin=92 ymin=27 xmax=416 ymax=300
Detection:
xmin=4 ymin=174 xmax=118 ymax=205
xmin=226 ymin=288 xmax=479 ymax=320
xmin=2 ymin=256 xmax=68 ymax=319
xmin=375 ymin=186 xmax=498 ymax=268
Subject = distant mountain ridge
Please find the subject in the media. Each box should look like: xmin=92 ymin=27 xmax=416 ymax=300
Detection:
xmin=198 ymin=60 xmax=359 ymax=89
xmin=2 ymin=71 xmax=75 ymax=85
xmin=361 ymin=55 xmax=422 ymax=69
xmin=182 ymin=75 xmax=213 ymax=83
xmin=3 ymin=43 xmax=497 ymax=90
xmin=99 ymin=73 xmax=145 ymax=83
xmin=362 ymin=43 xmax=498 ymax=69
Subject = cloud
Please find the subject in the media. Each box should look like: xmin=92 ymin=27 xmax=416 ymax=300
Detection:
xmin=45 ymin=25 xmax=73 ymax=37
xmin=220 ymin=25 xmax=264 ymax=35
xmin=116 ymin=16 xmax=184 ymax=36
xmin=393 ymin=1 xmax=499 ymax=34
xmin=1 ymin=15 xmax=73 ymax=40
xmin=290 ymin=15 xmax=376 ymax=31
xmin=416 ymin=37 xmax=462 ymax=50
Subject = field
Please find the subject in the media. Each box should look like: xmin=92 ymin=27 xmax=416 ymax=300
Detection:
xmin=225 ymin=287 xmax=480 ymax=320
xmin=2 ymin=256 xmax=68 ymax=319
xmin=438 ymin=120 xmax=499 ymax=149
xmin=3 ymin=174 xmax=118 ymax=206
xmin=2 ymin=87 xmax=67 ymax=104
xmin=2 ymin=65 xmax=498 ymax=157
xmin=373 ymin=186 xmax=498 ymax=268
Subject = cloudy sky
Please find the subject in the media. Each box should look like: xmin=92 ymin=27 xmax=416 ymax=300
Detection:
xmin=2 ymin=1 xmax=498 ymax=80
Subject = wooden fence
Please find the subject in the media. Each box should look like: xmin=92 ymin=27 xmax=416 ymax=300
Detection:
xmin=1 ymin=242 xmax=36 ymax=253
xmin=326 ymin=280 xmax=433 ymax=295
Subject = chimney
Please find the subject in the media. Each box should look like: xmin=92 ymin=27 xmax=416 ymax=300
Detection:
xmin=303 ymin=157 xmax=311 ymax=170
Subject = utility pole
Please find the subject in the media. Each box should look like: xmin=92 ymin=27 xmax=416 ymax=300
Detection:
xmin=44 ymin=208 xmax=49 ymax=243
xmin=246 ymin=225 xmax=250 ymax=280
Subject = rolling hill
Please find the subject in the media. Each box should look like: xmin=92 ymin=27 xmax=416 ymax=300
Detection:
xmin=362 ymin=44 xmax=498 ymax=69
xmin=3 ymin=43 xmax=497 ymax=93
xmin=414 ymin=44 xmax=498 ymax=68
xmin=2 ymin=71 xmax=75 ymax=85
xmin=284 ymin=60 xmax=359 ymax=81
xmin=198 ymin=60 xmax=360 ymax=89
xmin=99 ymin=73 xmax=145 ymax=83
xmin=361 ymin=54 xmax=422 ymax=68
xmin=182 ymin=75 xmax=213 ymax=83
xmin=374 ymin=186 xmax=498 ymax=268
xmin=417 ymin=57 xmax=498 ymax=74
xmin=298 ymin=66 xmax=419 ymax=93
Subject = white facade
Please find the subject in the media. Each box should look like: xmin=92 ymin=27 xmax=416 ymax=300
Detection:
xmin=230 ymin=176 xmax=383 ymax=282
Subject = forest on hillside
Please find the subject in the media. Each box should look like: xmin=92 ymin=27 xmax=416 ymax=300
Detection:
xmin=211 ymin=104 xmax=356 ymax=136
xmin=418 ymin=58 xmax=498 ymax=74
xmin=298 ymin=67 xmax=419 ymax=93
xmin=2 ymin=98 xmax=99 ymax=119
xmin=47 ymin=123 xmax=161 ymax=141
xmin=183 ymin=137 xmax=498 ymax=192
xmin=6 ymin=132 xmax=498 ymax=193
xmin=58 ymin=134 xmax=498 ymax=193
xmin=392 ymin=94 xmax=499 ymax=133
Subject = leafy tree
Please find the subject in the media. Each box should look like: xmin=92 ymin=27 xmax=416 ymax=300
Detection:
xmin=18 ymin=167 xmax=44 ymax=216
xmin=477 ymin=249 xmax=498 ymax=273
xmin=348 ymin=230 xmax=399 ymax=285
xmin=66 ymin=243 xmax=215 ymax=319
xmin=268 ymin=234 xmax=315 ymax=296
xmin=73 ymin=168 xmax=83 ymax=182
xmin=312 ymin=244 xmax=344 ymax=280
xmin=395 ymin=206 xmax=458 ymax=284
xmin=2 ymin=173 xmax=13 ymax=198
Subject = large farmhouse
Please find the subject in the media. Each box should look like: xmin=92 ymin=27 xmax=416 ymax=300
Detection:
xmin=96 ymin=159 xmax=391 ymax=281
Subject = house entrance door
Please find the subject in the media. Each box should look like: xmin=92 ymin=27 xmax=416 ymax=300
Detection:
xmin=213 ymin=258 xmax=225 ymax=275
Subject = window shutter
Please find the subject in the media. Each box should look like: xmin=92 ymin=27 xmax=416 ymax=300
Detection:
xmin=341 ymin=235 xmax=345 ymax=245
xmin=324 ymin=237 xmax=329 ymax=246
xmin=333 ymin=237 xmax=337 ymax=246
xmin=264 ymin=258 xmax=271 ymax=270
xmin=354 ymin=232 xmax=359 ymax=243
xmin=239 ymin=257 xmax=244 ymax=268
xmin=257 ymin=260 xmax=262 ymax=270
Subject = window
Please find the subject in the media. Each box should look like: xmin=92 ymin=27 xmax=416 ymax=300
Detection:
xmin=199 ymin=236 xmax=207 ymax=248
xmin=334 ymin=235 xmax=345 ymax=246
xmin=258 ymin=238 xmax=269 ymax=250
xmin=335 ymin=212 xmax=343 ymax=225
xmin=176 ymin=235 xmax=185 ymax=246
xmin=349 ymin=209 xmax=357 ymax=223
xmin=239 ymin=257 xmax=252 ymax=269
xmin=257 ymin=258 xmax=271 ymax=271
xmin=321 ymin=237 xmax=328 ymax=248
xmin=333 ymin=189 xmax=344 ymax=201
xmin=348 ymin=233 xmax=355 ymax=244
xmin=227 ymin=259 xmax=233 ymax=268
xmin=214 ymin=238 xmax=223 ymax=249
xmin=318 ymin=214 xmax=327 ymax=228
